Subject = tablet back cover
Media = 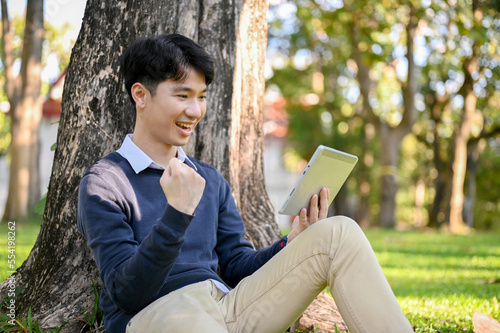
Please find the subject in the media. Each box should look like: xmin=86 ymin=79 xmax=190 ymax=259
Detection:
xmin=278 ymin=146 xmax=358 ymax=215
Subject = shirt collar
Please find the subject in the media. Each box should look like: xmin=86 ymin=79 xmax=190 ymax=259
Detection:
xmin=116 ymin=134 xmax=197 ymax=174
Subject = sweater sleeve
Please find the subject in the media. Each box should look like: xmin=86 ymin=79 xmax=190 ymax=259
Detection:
xmin=215 ymin=177 xmax=284 ymax=287
xmin=77 ymin=171 xmax=193 ymax=314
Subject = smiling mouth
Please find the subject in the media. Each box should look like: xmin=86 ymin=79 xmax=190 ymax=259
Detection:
xmin=175 ymin=122 xmax=195 ymax=132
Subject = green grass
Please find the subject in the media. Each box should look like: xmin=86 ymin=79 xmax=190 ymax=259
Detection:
xmin=0 ymin=217 xmax=41 ymax=281
xmin=0 ymin=221 xmax=499 ymax=332
xmin=364 ymin=229 xmax=500 ymax=332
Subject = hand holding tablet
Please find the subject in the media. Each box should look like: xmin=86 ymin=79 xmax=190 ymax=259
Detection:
xmin=278 ymin=145 xmax=358 ymax=216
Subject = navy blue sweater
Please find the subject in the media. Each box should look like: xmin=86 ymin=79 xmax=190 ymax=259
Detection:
xmin=77 ymin=152 xmax=284 ymax=333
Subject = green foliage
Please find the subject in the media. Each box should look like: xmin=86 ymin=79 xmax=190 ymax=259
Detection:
xmin=43 ymin=21 xmax=73 ymax=74
xmin=474 ymin=142 xmax=500 ymax=231
xmin=267 ymin=0 xmax=500 ymax=229
xmin=0 ymin=113 xmax=10 ymax=156
xmin=0 ymin=289 xmax=66 ymax=333
xmin=293 ymin=323 xmax=335 ymax=332
xmin=1 ymin=13 xmax=72 ymax=80
xmin=0 ymin=218 xmax=42 ymax=281
xmin=0 ymin=11 xmax=74 ymax=156
xmin=33 ymin=195 xmax=46 ymax=217
xmin=0 ymin=309 xmax=66 ymax=333
xmin=0 ymin=220 xmax=104 ymax=332
xmin=0 ymin=286 xmax=24 ymax=312
xmin=0 ymin=16 xmax=25 ymax=60
xmin=77 ymin=282 xmax=105 ymax=333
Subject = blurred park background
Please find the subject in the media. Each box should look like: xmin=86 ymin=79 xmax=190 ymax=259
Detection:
xmin=0 ymin=0 xmax=499 ymax=331
xmin=263 ymin=0 xmax=500 ymax=233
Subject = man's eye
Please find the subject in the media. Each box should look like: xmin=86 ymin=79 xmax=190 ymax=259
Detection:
xmin=178 ymin=95 xmax=188 ymax=99
xmin=199 ymin=95 xmax=207 ymax=100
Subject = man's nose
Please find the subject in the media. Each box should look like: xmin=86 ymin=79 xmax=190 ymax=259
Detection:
xmin=186 ymin=99 xmax=203 ymax=118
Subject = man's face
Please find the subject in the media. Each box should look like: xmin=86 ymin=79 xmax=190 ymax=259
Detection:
xmin=140 ymin=68 xmax=207 ymax=148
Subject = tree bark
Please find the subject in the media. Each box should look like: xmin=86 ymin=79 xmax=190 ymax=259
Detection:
xmin=185 ymin=0 xmax=280 ymax=248
xmin=1 ymin=0 xmax=43 ymax=221
xmin=229 ymin=0 xmax=281 ymax=247
xmin=0 ymin=0 xmax=279 ymax=330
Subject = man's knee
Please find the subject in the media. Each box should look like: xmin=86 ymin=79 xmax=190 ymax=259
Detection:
xmin=310 ymin=216 xmax=366 ymax=244
xmin=313 ymin=215 xmax=360 ymax=232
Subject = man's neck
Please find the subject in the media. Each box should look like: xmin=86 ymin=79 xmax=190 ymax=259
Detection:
xmin=130 ymin=133 xmax=177 ymax=168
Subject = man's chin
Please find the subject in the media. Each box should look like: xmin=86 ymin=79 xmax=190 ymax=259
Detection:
xmin=176 ymin=137 xmax=193 ymax=148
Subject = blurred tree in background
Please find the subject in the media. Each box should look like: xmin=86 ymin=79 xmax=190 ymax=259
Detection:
xmin=0 ymin=2 xmax=72 ymax=221
xmin=1 ymin=0 xmax=44 ymax=221
xmin=267 ymin=0 xmax=500 ymax=231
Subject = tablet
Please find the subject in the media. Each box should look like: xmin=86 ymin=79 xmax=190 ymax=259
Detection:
xmin=278 ymin=145 xmax=358 ymax=215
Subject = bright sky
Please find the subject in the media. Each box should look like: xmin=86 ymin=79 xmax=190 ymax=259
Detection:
xmin=6 ymin=0 xmax=87 ymax=41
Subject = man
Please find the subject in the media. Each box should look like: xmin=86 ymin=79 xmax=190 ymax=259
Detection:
xmin=78 ymin=33 xmax=413 ymax=333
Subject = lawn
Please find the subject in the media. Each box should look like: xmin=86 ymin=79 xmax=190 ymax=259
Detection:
xmin=0 ymin=221 xmax=499 ymax=332
xmin=365 ymin=229 xmax=500 ymax=333
xmin=0 ymin=217 xmax=41 ymax=282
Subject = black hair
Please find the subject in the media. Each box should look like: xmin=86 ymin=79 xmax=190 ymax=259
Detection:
xmin=119 ymin=33 xmax=215 ymax=104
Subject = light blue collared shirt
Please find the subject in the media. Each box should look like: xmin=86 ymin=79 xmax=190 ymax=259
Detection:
xmin=116 ymin=134 xmax=197 ymax=173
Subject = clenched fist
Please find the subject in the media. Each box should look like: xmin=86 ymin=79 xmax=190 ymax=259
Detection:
xmin=160 ymin=158 xmax=206 ymax=215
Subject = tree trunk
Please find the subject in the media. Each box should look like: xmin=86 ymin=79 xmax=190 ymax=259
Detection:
xmin=378 ymin=124 xmax=406 ymax=228
xmin=350 ymin=5 xmax=417 ymax=228
xmin=427 ymin=95 xmax=450 ymax=228
xmin=0 ymin=0 xmax=279 ymax=330
xmin=448 ymin=0 xmax=483 ymax=234
xmin=333 ymin=185 xmax=350 ymax=217
xmin=1 ymin=0 xmax=43 ymax=221
xmin=229 ymin=0 xmax=281 ymax=247
xmin=464 ymin=126 xmax=500 ymax=229
xmin=449 ymin=55 xmax=478 ymax=233
xmin=355 ymin=123 xmax=375 ymax=228
xmin=464 ymin=139 xmax=480 ymax=228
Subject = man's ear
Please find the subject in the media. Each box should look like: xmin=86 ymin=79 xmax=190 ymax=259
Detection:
xmin=131 ymin=83 xmax=148 ymax=108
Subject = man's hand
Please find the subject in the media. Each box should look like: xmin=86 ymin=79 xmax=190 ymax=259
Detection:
xmin=287 ymin=187 xmax=330 ymax=243
xmin=160 ymin=158 xmax=206 ymax=215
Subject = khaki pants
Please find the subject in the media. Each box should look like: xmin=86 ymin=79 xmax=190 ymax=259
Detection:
xmin=126 ymin=216 xmax=413 ymax=333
